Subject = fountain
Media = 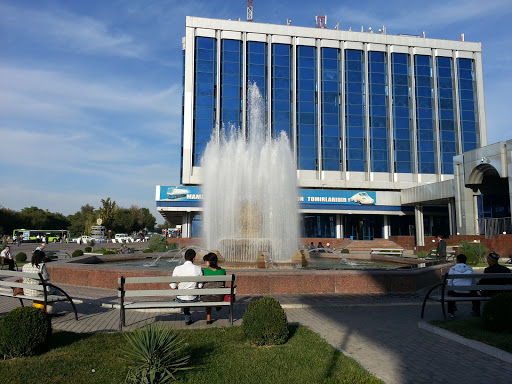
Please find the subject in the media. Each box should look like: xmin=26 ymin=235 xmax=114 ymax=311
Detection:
xmin=201 ymin=83 xmax=300 ymax=264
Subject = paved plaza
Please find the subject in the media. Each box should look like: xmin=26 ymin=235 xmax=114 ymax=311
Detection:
xmin=1 ymin=283 xmax=511 ymax=384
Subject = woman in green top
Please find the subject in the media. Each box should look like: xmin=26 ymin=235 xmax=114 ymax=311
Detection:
xmin=202 ymin=252 xmax=226 ymax=324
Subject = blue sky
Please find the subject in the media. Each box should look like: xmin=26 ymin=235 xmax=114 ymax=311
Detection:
xmin=1 ymin=0 xmax=511 ymax=223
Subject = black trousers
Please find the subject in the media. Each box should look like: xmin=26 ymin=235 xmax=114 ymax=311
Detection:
xmin=3 ymin=258 xmax=15 ymax=271
xmin=447 ymin=290 xmax=480 ymax=315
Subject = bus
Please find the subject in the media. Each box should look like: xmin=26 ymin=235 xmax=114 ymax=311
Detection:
xmin=13 ymin=229 xmax=70 ymax=243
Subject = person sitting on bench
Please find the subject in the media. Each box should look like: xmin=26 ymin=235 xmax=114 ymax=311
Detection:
xmin=446 ymin=253 xmax=480 ymax=318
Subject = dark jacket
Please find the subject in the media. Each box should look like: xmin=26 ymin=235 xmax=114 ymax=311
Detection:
xmin=436 ymin=239 xmax=447 ymax=258
xmin=479 ymin=263 xmax=512 ymax=295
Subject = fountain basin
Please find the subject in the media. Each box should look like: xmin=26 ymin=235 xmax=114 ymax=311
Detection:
xmin=46 ymin=255 xmax=451 ymax=294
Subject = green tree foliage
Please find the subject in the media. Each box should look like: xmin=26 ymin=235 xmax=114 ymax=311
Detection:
xmin=0 ymin=205 xmax=70 ymax=236
xmin=67 ymin=204 xmax=95 ymax=237
xmin=98 ymin=198 xmax=116 ymax=229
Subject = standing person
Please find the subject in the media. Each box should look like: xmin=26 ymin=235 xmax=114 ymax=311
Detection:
xmin=1 ymin=246 xmax=15 ymax=271
xmin=436 ymin=235 xmax=447 ymax=260
xmin=479 ymin=252 xmax=512 ymax=295
xmin=17 ymin=234 xmax=22 ymax=246
xmin=446 ymin=254 xmax=480 ymax=318
xmin=170 ymin=249 xmax=203 ymax=325
xmin=202 ymin=253 xmax=226 ymax=324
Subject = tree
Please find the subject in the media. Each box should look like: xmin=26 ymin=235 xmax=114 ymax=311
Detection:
xmin=67 ymin=204 xmax=95 ymax=237
xmin=98 ymin=198 xmax=116 ymax=229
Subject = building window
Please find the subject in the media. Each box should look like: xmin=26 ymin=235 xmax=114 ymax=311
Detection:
xmin=302 ymin=214 xmax=336 ymax=238
xmin=297 ymin=45 xmax=317 ymax=170
xmin=321 ymin=48 xmax=341 ymax=171
xmin=414 ymin=55 xmax=436 ymax=174
xmin=391 ymin=53 xmax=412 ymax=173
xmin=437 ymin=57 xmax=456 ymax=174
xmin=457 ymin=58 xmax=479 ymax=152
xmin=368 ymin=51 xmax=389 ymax=172
xmin=221 ymin=39 xmax=242 ymax=133
xmin=247 ymin=41 xmax=267 ymax=127
xmin=271 ymin=44 xmax=292 ymax=140
xmin=345 ymin=49 xmax=366 ymax=172
xmin=193 ymin=37 xmax=216 ymax=166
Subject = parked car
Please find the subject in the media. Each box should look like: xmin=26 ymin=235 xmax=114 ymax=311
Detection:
xmin=76 ymin=236 xmax=92 ymax=244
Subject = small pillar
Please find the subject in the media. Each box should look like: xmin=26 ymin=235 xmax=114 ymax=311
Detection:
xmin=256 ymin=251 xmax=266 ymax=268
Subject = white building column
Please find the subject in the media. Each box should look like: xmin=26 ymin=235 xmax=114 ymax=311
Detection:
xmin=448 ymin=199 xmax=456 ymax=236
xmin=415 ymin=204 xmax=425 ymax=246
xmin=182 ymin=212 xmax=191 ymax=238
xmin=336 ymin=214 xmax=343 ymax=239
xmin=383 ymin=215 xmax=390 ymax=239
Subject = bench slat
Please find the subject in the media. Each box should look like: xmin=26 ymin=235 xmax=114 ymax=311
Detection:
xmin=124 ymin=301 xmax=230 ymax=309
xmin=0 ymin=271 xmax=43 ymax=279
xmin=120 ymin=288 xmax=234 ymax=298
xmin=447 ymin=273 xmax=511 ymax=279
xmin=120 ymin=275 xmax=234 ymax=284
xmin=0 ymin=281 xmax=45 ymax=290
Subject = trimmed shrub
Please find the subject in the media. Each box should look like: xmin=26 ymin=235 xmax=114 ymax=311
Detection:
xmin=122 ymin=323 xmax=190 ymax=383
xmin=463 ymin=250 xmax=479 ymax=266
xmin=416 ymin=251 xmax=430 ymax=259
xmin=482 ymin=293 xmax=512 ymax=332
xmin=242 ymin=297 xmax=289 ymax=346
xmin=15 ymin=252 xmax=27 ymax=262
xmin=103 ymin=250 xmax=116 ymax=255
xmin=148 ymin=234 xmax=167 ymax=253
xmin=143 ymin=248 xmax=153 ymax=253
xmin=72 ymin=249 xmax=84 ymax=258
xmin=340 ymin=248 xmax=350 ymax=254
xmin=84 ymin=246 xmax=92 ymax=253
xmin=168 ymin=242 xmax=179 ymax=250
xmin=0 ymin=307 xmax=52 ymax=358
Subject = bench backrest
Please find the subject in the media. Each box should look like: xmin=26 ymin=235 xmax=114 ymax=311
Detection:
xmin=0 ymin=270 xmax=47 ymax=293
xmin=443 ymin=272 xmax=512 ymax=291
xmin=118 ymin=274 xmax=236 ymax=298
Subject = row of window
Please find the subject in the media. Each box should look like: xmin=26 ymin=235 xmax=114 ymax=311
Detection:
xmin=191 ymin=38 xmax=479 ymax=174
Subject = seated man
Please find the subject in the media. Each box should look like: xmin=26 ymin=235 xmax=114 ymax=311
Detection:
xmin=0 ymin=246 xmax=15 ymax=271
xmin=170 ymin=249 xmax=203 ymax=325
xmin=447 ymin=254 xmax=480 ymax=318
xmin=118 ymin=244 xmax=130 ymax=254
xmin=479 ymin=252 xmax=512 ymax=296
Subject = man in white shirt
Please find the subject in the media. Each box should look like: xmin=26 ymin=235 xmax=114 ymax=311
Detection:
xmin=170 ymin=248 xmax=203 ymax=325
xmin=1 ymin=246 xmax=15 ymax=271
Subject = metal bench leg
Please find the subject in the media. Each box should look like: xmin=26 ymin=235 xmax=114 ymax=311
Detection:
xmin=441 ymin=299 xmax=447 ymax=320
xmin=18 ymin=298 xmax=24 ymax=307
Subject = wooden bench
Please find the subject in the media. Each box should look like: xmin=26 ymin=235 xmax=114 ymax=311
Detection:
xmin=118 ymin=274 xmax=236 ymax=330
xmin=429 ymin=249 xmax=455 ymax=261
xmin=370 ymin=248 xmax=404 ymax=257
xmin=0 ymin=270 xmax=78 ymax=320
xmin=421 ymin=272 xmax=512 ymax=319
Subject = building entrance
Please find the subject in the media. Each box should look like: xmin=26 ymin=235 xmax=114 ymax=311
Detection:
xmin=344 ymin=215 xmax=383 ymax=240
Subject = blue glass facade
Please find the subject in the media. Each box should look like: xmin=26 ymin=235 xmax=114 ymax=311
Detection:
xmin=193 ymin=37 xmax=216 ymax=166
xmin=345 ymin=49 xmax=366 ymax=172
xmin=457 ymin=58 xmax=479 ymax=152
xmin=247 ymin=41 xmax=267 ymax=128
xmin=188 ymin=35 xmax=482 ymax=176
xmin=437 ymin=57 xmax=456 ymax=174
xmin=220 ymin=39 xmax=242 ymax=132
xmin=391 ymin=53 xmax=412 ymax=173
xmin=368 ymin=51 xmax=389 ymax=172
xmin=297 ymin=45 xmax=317 ymax=170
xmin=321 ymin=48 xmax=341 ymax=171
xmin=414 ymin=55 xmax=436 ymax=174
xmin=271 ymin=44 xmax=292 ymax=139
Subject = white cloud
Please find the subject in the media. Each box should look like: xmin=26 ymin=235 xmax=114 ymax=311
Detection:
xmin=0 ymin=3 xmax=148 ymax=59
xmin=331 ymin=0 xmax=512 ymax=33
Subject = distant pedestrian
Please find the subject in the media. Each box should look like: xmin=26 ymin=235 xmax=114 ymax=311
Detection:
xmin=436 ymin=235 xmax=446 ymax=260
xmin=17 ymin=234 xmax=22 ymax=246
xmin=1 ymin=246 xmax=15 ymax=271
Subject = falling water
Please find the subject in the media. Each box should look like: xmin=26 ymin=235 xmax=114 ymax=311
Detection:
xmin=201 ymin=83 xmax=300 ymax=262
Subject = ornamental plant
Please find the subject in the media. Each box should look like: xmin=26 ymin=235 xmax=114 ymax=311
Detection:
xmin=72 ymin=249 xmax=84 ymax=258
xmin=242 ymin=297 xmax=289 ymax=346
xmin=15 ymin=252 xmax=27 ymax=262
xmin=482 ymin=293 xmax=512 ymax=332
xmin=122 ymin=323 xmax=191 ymax=384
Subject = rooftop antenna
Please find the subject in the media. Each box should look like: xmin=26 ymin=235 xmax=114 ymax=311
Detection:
xmin=422 ymin=31 xmax=426 ymax=38
xmin=335 ymin=23 xmax=339 ymax=30
xmin=315 ymin=15 xmax=327 ymax=28
xmin=460 ymin=33 xmax=465 ymax=41
xmin=247 ymin=0 xmax=253 ymax=22
xmin=287 ymin=18 xmax=292 ymax=25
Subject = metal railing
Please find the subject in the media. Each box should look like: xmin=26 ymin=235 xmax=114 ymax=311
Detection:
xmin=478 ymin=217 xmax=512 ymax=238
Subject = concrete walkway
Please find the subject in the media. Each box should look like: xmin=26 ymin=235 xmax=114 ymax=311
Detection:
xmin=1 ymin=285 xmax=511 ymax=384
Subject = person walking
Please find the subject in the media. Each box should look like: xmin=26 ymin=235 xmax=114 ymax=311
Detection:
xmin=436 ymin=235 xmax=447 ymax=260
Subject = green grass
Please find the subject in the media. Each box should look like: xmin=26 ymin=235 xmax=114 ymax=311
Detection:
xmin=430 ymin=318 xmax=512 ymax=353
xmin=0 ymin=325 xmax=381 ymax=384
